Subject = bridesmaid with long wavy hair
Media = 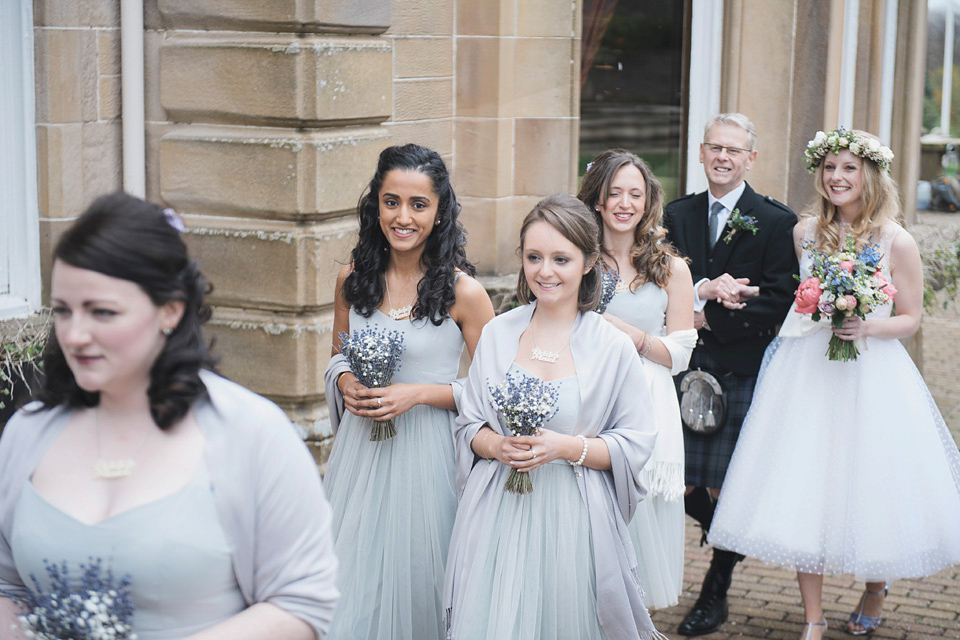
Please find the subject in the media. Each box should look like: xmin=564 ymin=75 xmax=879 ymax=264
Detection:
xmin=578 ymin=149 xmax=696 ymax=609
xmin=324 ymin=143 xmax=494 ymax=640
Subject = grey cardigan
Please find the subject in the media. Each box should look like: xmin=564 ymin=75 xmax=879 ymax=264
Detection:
xmin=0 ymin=371 xmax=339 ymax=638
xmin=446 ymin=303 xmax=666 ymax=640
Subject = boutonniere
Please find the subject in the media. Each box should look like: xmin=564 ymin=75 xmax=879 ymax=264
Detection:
xmin=723 ymin=208 xmax=759 ymax=244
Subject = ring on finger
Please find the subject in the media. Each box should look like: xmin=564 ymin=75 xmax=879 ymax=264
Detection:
xmin=377 ymin=397 xmax=382 ymax=408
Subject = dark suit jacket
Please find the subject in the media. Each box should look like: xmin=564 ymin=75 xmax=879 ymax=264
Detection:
xmin=664 ymin=182 xmax=798 ymax=376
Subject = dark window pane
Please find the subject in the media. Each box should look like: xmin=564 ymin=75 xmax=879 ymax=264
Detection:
xmin=580 ymin=1 xmax=685 ymax=200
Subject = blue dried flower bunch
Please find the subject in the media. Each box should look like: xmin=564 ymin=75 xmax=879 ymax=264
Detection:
xmin=488 ymin=371 xmax=559 ymax=494
xmin=338 ymin=325 xmax=406 ymax=441
xmin=594 ymin=268 xmax=621 ymax=314
xmin=5 ymin=558 xmax=137 ymax=640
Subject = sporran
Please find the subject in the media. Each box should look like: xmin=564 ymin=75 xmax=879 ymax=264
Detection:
xmin=679 ymin=369 xmax=725 ymax=435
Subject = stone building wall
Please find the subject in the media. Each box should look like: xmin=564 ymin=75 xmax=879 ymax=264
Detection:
xmin=34 ymin=1 xmax=124 ymax=286
xmin=151 ymin=2 xmax=395 ymax=464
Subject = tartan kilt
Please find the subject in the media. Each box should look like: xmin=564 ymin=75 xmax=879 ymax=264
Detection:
xmin=674 ymin=348 xmax=758 ymax=489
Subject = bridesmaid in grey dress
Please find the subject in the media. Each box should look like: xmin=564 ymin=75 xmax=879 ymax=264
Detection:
xmin=579 ymin=150 xmax=696 ymax=609
xmin=444 ymin=194 xmax=667 ymax=640
xmin=0 ymin=193 xmax=338 ymax=640
xmin=324 ymin=144 xmax=494 ymax=640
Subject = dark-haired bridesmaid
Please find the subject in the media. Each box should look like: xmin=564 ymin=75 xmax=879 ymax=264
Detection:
xmin=324 ymin=144 xmax=494 ymax=639
xmin=0 ymin=193 xmax=339 ymax=639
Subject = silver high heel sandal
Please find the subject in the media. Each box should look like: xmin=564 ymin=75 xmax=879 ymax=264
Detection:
xmin=803 ymin=617 xmax=827 ymax=640
xmin=846 ymin=584 xmax=888 ymax=635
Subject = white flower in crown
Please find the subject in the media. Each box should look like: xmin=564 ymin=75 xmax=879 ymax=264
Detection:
xmin=804 ymin=126 xmax=893 ymax=173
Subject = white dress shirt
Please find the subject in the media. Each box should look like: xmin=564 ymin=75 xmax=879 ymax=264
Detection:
xmin=693 ymin=181 xmax=747 ymax=312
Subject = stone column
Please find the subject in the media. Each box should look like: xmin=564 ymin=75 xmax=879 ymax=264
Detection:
xmin=34 ymin=1 xmax=124 ymax=284
xmin=721 ymin=0 xmax=924 ymax=221
xmin=151 ymin=0 xmax=394 ymax=461
xmin=721 ymin=0 xmax=829 ymax=209
xmin=454 ymin=0 xmax=581 ymax=275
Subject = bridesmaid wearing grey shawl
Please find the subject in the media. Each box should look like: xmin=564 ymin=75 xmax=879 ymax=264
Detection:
xmin=443 ymin=194 xmax=667 ymax=640
xmin=0 ymin=193 xmax=338 ymax=640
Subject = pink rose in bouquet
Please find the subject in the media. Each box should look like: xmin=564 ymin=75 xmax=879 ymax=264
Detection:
xmin=874 ymin=270 xmax=898 ymax=299
xmin=840 ymin=260 xmax=854 ymax=273
xmin=794 ymin=277 xmax=822 ymax=314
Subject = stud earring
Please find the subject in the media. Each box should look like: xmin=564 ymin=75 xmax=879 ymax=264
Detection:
xmin=162 ymin=328 xmax=172 ymax=336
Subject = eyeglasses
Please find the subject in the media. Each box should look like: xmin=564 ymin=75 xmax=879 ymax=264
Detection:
xmin=703 ymin=143 xmax=752 ymax=157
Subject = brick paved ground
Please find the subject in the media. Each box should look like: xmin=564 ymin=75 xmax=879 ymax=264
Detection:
xmin=651 ymin=212 xmax=960 ymax=639
xmin=651 ymin=523 xmax=960 ymax=639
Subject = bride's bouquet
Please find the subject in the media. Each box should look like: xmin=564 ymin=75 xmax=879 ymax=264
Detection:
xmin=338 ymin=325 xmax=405 ymax=441
xmin=488 ymin=371 xmax=559 ymax=494
xmin=793 ymin=234 xmax=897 ymax=361
xmin=6 ymin=558 xmax=137 ymax=640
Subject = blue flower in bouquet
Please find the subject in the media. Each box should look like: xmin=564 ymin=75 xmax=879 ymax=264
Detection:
xmin=5 ymin=558 xmax=137 ymax=640
xmin=337 ymin=325 xmax=405 ymax=441
xmin=594 ymin=268 xmax=621 ymax=314
xmin=488 ymin=371 xmax=559 ymax=494
xmin=856 ymin=242 xmax=883 ymax=269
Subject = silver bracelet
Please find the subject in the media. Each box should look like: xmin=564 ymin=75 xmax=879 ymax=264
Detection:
xmin=569 ymin=434 xmax=588 ymax=467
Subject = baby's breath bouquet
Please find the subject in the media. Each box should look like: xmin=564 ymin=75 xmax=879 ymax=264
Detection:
xmin=338 ymin=325 xmax=405 ymax=441
xmin=594 ymin=268 xmax=621 ymax=314
xmin=793 ymin=234 xmax=897 ymax=361
xmin=488 ymin=372 xmax=559 ymax=494
xmin=6 ymin=558 xmax=136 ymax=640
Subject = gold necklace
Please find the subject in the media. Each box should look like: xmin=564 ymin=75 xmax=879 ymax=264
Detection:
xmin=92 ymin=408 xmax=151 ymax=480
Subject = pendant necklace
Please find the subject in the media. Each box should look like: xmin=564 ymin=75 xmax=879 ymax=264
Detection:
xmin=385 ymin=278 xmax=414 ymax=321
xmin=530 ymin=324 xmax=570 ymax=364
xmin=614 ymin=277 xmax=629 ymax=295
xmin=92 ymin=408 xmax=151 ymax=480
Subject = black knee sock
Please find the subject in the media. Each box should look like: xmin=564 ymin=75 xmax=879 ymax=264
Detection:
xmin=684 ymin=487 xmax=716 ymax=543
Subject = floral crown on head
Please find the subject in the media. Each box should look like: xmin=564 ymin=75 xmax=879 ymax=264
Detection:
xmin=804 ymin=127 xmax=894 ymax=173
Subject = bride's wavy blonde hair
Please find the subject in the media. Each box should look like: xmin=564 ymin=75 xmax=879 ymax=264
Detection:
xmin=802 ymin=129 xmax=901 ymax=252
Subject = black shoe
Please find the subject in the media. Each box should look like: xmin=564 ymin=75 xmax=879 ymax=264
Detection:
xmin=676 ymin=592 xmax=728 ymax=636
xmin=676 ymin=548 xmax=743 ymax=636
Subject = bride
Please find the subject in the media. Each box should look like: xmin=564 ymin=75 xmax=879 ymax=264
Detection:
xmin=709 ymin=128 xmax=960 ymax=640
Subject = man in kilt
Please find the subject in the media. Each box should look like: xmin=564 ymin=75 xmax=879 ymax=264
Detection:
xmin=664 ymin=113 xmax=798 ymax=636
